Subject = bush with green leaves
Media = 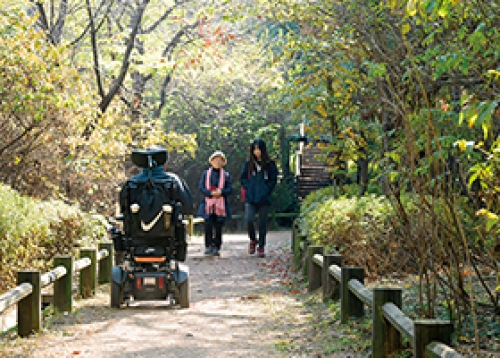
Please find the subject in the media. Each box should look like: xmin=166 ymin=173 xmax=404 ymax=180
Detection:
xmin=271 ymin=174 xmax=300 ymax=227
xmin=300 ymin=186 xmax=499 ymax=322
xmin=298 ymin=187 xmax=410 ymax=276
xmin=0 ymin=184 xmax=108 ymax=294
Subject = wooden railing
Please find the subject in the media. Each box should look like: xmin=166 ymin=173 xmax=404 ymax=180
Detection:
xmin=184 ymin=212 xmax=299 ymax=236
xmin=184 ymin=216 xmax=205 ymax=238
xmin=0 ymin=243 xmax=113 ymax=337
xmin=291 ymin=225 xmax=464 ymax=358
xmin=1 ymin=215 xmax=205 ymax=337
xmin=1 ymin=213 xmax=296 ymax=338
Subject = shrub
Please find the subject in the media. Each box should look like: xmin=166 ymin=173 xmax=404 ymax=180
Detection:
xmin=298 ymin=187 xmax=410 ymax=276
xmin=272 ymin=174 xmax=300 ymax=227
xmin=0 ymin=184 xmax=107 ymax=293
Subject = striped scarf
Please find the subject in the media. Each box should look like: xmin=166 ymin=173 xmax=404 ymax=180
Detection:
xmin=205 ymin=167 xmax=226 ymax=216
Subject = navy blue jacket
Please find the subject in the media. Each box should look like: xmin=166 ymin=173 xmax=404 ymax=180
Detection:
xmin=240 ymin=160 xmax=278 ymax=206
xmin=196 ymin=168 xmax=232 ymax=220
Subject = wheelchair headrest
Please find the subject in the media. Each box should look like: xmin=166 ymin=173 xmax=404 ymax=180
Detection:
xmin=131 ymin=148 xmax=168 ymax=168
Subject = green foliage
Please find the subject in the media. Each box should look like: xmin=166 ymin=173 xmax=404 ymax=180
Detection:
xmin=469 ymin=137 xmax=500 ymax=235
xmin=298 ymin=188 xmax=408 ymax=275
xmin=0 ymin=184 xmax=107 ymax=294
xmin=0 ymin=0 xmax=199 ymax=215
xmin=272 ymin=175 xmax=300 ymax=227
xmin=299 ymin=190 xmax=394 ymax=249
xmin=150 ymin=24 xmax=294 ymax=213
xmin=272 ymin=175 xmax=299 ymax=212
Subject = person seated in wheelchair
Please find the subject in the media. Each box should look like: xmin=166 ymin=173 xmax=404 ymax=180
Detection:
xmin=113 ymin=145 xmax=194 ymax=263
xmin=109 ymin=146 xmax=195 ymax=308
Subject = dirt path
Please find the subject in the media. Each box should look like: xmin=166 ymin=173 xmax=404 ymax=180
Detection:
xmin=1 ymin=231 xmax=311 ymax=358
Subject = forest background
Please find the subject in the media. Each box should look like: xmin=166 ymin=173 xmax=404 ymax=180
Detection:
xmin=0 ymin=0 xmax=499 ymax=352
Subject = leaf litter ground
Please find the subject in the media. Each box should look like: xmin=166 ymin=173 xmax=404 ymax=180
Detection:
xmin=1 ymin=230 xmax=498 ymax=357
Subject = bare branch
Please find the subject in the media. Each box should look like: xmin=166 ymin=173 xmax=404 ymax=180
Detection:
xmin=162 ymin=21 xmax=198 ymax=57
xmin=142 ymin=4 xmax=176 ymax=34
xmin=51 ymin=0 xmax=68 ymax=44
xmin=85 ymin=0 xmax=105 ymax=99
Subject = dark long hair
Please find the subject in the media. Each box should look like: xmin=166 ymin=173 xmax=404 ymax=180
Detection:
xmin=248 ymin=138 xmax=272 ymax=174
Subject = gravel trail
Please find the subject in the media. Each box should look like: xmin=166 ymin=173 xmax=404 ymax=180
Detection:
xmin=1 ymin=231 xmax=302 ymax=358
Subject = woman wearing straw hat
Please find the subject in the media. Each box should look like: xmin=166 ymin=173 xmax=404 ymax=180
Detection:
xmin=196 ymin=151 xmax=233 ymax=256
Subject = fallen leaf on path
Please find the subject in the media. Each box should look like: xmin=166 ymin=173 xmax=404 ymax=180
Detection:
xmin=246 ymin=294 xmax=260 ymax=299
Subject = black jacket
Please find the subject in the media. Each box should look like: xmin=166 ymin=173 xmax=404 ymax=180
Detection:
xmin=121 ymin=166 xmax=195 ymax=215
xmin=240 ymin=160 xmax=278 ymax=205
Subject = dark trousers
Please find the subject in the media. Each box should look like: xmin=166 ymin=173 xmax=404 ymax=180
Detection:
xmin=245 ymin=203 xmax=271 ymax=248
xmin=204 ymin=215 xmax=224 ymax=249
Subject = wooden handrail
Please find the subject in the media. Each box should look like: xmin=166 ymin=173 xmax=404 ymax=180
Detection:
xmin=184 ymin=212 xmax=299 ymax=237
xmin=348 ymin=279 xmax=373 ymax=307
xmin=97 ymin=248 xmax=109 ymax=261
xmin=296 ymin=228 xmax=465 ymax=358
xmin=41 ymin=266 xmax=67 ymax=287
xmin=328 ymin=265 xmax=341 ymax=281
xmin=312 ymin=253 xmax=323 ymax=267
xmin=426 ymin=341 xmax=464 ymax=358
xmin=382 ymin=302 xmax=414 ymax=338
xmin=0 ymin=244 xmax=112 ymax=337
xmin=73 ymin=257 xmax=91 ymax=272
xmin=0 ymin=283 xmax=32 ymax=314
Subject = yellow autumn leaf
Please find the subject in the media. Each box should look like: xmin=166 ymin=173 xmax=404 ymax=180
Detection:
xmin=457 ymin=140 xmax=467 ymax=152
xmin=468 ymin=113 xmax=478 ymax=128
xmin=402 ymin=23 xmax=411 ymax=35
xmin=486 ymin=212 xmax=499 ymax=220
xmin=406 ymin=0 xmax=417 ymax=16
xmin=317 ymin=105 xmax=328 ymax=118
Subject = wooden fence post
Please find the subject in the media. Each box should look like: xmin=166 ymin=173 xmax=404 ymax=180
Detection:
xmin=414 ymin=320 xmax=454 ymax=358
xmin=372 ymin=287 xmax=403 ymax=358
xmin=17 ymin=271 xmax=41 ymax=337
xmin=307 ymin=246 xmax=324 ymax=291
xmin=293 ymin=233 xmax=304 ymax=271
xmin=188 ymin=215 xmax=194 ymax=237
xmin=302 ymin=238 xmax=311 ymax=278
xmin=98 ymin=242 xmax=113 ymax=284
xmin=322 ymin=254 xmax=342 ymax=301
xmin=340 ymin=267 xmax=365 ymax=323
xmin=53 ymin=256 xmax=74 ymax=313
xmin=80 ymin=248 xmax=97 ymax=298
xmin=271 ymin=209 xmax=277 ymax=230
xmin=291 ymin=220 xmax=298 ymax=254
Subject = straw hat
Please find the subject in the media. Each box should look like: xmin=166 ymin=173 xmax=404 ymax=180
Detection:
xmin=209 ymin=150 xmax=227 ymax=165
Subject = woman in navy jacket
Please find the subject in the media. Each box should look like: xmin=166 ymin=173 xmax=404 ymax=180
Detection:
xmin=240 ymin=139 xmax=278 ymax=257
